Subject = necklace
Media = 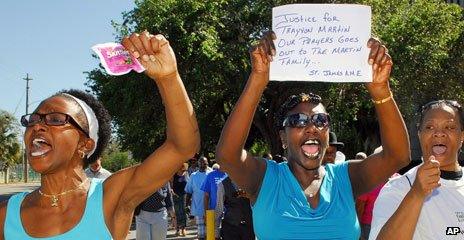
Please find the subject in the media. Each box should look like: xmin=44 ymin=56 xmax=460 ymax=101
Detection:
xmin=38 ymin=179 xmax=89 ymax=207
xmin=304 ymin=167 xmax=325 ymax=198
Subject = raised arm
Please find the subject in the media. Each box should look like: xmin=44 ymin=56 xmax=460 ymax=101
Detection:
xmin=103 ymin=31 xmax=200 ymax=238
xmin=215 ymin=32 xmax=276 ymax=202
xmin=349 ymin=39 xmax=411 ymax=196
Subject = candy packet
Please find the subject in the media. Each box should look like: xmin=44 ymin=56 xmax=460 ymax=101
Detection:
xmin=92 ymin=42 xmax=145 ymax=76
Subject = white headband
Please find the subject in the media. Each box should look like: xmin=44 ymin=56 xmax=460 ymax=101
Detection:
xmin=62 ymin=93 xmax=99 ymax=158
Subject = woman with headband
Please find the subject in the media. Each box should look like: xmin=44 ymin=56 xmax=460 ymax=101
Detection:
xmin=215 ymin=32 xmax=410 ymax=239
xmin=0 ymin=31 xmax=199 ymax=240
xmin=370 ymin=100 xmax=464 ymax=239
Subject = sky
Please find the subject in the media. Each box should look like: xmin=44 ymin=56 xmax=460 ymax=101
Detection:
xmin=0 ymin=1 xmax=136 ymax=125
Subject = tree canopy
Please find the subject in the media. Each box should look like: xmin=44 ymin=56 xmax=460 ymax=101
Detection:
xmin=0 ymin=110 xmax=22 ymax=170
xmin=86 ymin=0 xmax=464 ymax=162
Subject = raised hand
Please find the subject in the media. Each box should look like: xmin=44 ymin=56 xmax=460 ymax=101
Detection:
xmin=365 ymin=38 xmax=393 ymax=95
xmin=411 ymin=155 xmax=441 ymax=199
xmin=122 ymin=31 xmax=178 ymax=81
xmin=250 ymin=31 xmax=277 ymax=76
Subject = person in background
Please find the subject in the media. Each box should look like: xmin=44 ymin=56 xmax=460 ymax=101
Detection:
xmin=217 ymin=176 xmax=255 ymax=240
xmin=84 ymin=157 xmax=111 ymax=179
xmin=185 ymin=156 xmax=211 ymax=240
xmin=355 ymin=150 xmax=375 ymax=240
xmin=370 ymin=100 xmax=464 ymax=239
xmin=135 ymin=182 xmax=175 ymax=240
xmin=201 ymin=163 xmax=227 ymax=239
xmin=273 ymin=154 xmax=287 ymax=163
xmin=172 ymin=163 xmax=189 ymax=237
xmin=262 ymin=153 xmax=273 ymax=160
xmin=322 ymin=131 xmax=344 ymax=165
xmin=188 ymin=157 xmax=199 ymax=176
xmin=355 ymin=152 xmax=368 ymax=160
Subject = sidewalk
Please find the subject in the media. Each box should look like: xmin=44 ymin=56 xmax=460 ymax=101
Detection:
xmin=0 ymin=182 xmax=40 ymax=202
xmin=126 ymin=225 xmax=198 ymax=240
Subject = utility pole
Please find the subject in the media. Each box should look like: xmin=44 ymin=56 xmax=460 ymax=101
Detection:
xmin=23 ymin=73 xmax=32 ymax=183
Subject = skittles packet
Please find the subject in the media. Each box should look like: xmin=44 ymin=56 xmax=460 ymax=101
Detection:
xmin=92 ymin=42 xmax=145 ymax=75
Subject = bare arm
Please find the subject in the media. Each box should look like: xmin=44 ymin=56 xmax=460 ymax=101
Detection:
xmin=349 ymin=39 xmax=410 ymax=196
xmin=215 ymin=33 xmax=276 ymax=202
xmin=355 ymin=197 xmax=366 ymax=222
xmin=204 ymin=192 xmax=210 ymax=211
xmin=375 ymin=157 xmax=440 ymax=239
xmin=102 ymin=32 xmax=200 ymax=238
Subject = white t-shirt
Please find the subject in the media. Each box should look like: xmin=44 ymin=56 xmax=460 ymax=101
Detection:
xmin=85 ymin=167 xmax=112 ymax=180
xmin=370 ymin=165 xmax=464 ymax=240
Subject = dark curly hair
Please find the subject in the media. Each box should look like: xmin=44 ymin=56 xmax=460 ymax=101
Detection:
xmin=417 ymin=100 xmax=464 ymax=130
xmin=54 ymin=89 xmax=111 ymax=167
xmin=275 ymin=92 xmax=324 ymax=129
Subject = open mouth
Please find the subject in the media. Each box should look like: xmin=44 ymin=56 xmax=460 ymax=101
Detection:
xmin=301 ymin=139 xmax=320 ymax=159
xmin=30 ymin=137 xmax=52 ymax=157
xmin=432 ymin=144 xmax=447 ymax=156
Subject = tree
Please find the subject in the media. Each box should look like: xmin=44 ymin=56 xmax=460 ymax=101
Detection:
xmin=86 ymin=0 xmax=464 ymax=161
xmin=100 ymin=139 xmax=136 ymax=173
xmin=0 ymin=110 xmax=22 ymax=171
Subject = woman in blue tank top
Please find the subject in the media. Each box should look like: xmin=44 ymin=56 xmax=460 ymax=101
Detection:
xmin=215 ymin=31 xmax=410 ymax=239
xmin=0 ymin=31 xmax=199 ymax=240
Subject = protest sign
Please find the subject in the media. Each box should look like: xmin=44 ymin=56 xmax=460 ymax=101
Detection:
xmin=270 ymin=4 xmax=372 ymax=82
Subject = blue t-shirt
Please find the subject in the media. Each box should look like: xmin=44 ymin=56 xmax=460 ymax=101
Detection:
xmin=4 ymin=178 xmax=112 ymax=240
xmin=252 ymin=160 xmax=360 ymax=240
xmin=200 ymin=169 xmax=227 ymax=209
xmin=185 ymin=170 xmax=211 ymax=216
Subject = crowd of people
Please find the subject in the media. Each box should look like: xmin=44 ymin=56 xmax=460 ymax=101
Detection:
xmin=0 ymin=16 xmax=463 ymax=240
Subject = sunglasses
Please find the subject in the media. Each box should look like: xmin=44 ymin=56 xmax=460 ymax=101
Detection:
xmin=421 ymin=100 xmax=462 ymax=112
xmin=21 ymin=112 xmax=89 ymax=137
xmin=282 ymin=113 xmax=330 ymax=129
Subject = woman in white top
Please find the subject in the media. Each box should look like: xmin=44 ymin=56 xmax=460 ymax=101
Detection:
xmin=370 ymin=100 xmax=464 ymax=239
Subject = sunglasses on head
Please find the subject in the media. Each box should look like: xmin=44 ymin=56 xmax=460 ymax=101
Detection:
xmin=21 ymin=112 xmax=89 ymax=137
xmin=421 ymin=100 xmax=462 ymax=112
xmin=282 ymin=113 xmax=330 ymax=129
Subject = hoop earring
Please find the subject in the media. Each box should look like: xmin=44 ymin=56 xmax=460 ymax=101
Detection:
xmin=78 ymin=150 xmax=86 ymax=159
xmin=282 ymin=144 xmax=287 ymax=150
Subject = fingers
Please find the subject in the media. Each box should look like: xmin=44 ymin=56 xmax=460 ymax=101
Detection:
xmin=129 ymin=33 xmax=147 ymax=60
xmin=140 ymin=30 xmax=154 ymax=56
xmin=375 ymin=46 xmax=385 ymax=64
xmin=122 ymin=36 xmax=138 ymax=58
xmin=250 ymin=31 xmax=277 ymax=63
xmin=423 ymin=155 xmax=440 ymax=169
xmin=367 ymin=38 xmax=380 ymax=65
xmin=150 ymin=34 xmax=169 ymax=53
xmin=380 ymin=53 xmax=392 ymax=67
xmin=122 ymin=32 xmax=170 ymax=62
xmin=415 ymin=155 xmax=441 ymax=196
xmin=264 ymin=31 xmax=277 ymax=56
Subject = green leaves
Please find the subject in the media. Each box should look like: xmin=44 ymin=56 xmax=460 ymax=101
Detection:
xmin=0 ymin=111 xmax=22 ymax=170
xmin=86 ymin=0 xmax=464 ymax=160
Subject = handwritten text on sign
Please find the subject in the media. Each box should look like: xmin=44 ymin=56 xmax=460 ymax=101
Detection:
xmin=269 ymin=4 xmax=372 ymax=82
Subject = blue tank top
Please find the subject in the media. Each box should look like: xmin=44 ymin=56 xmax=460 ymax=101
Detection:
xmin=252 ymin=160 xmax=360 ymax=240
xmin=4 ymin=178 xmax=112 ymax=240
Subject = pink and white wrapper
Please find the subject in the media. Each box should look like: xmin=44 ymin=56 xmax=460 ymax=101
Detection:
xmin=92 ymin=42 xmax=145 ymax=76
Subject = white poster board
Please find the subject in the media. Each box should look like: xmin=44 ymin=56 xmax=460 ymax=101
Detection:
xmin=270 ymin=4 xmax=372 ymax=82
